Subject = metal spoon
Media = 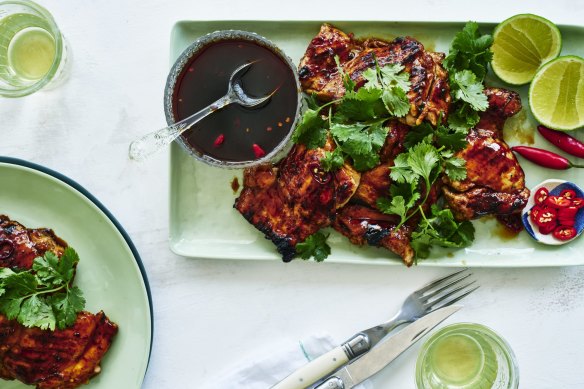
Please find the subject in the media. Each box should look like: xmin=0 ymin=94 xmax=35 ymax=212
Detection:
xmin=128 ymin=62 xmax=273 ymax=162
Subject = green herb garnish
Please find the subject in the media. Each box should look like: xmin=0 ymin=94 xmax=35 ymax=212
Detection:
xmin=292 ymin=58 xmax=411 ymax=172
xmin=411 ymin=205 xmax=475 ymax=260
xmin=296 ymin=232 xmax=331 ymax=262
xmin=0 ymin=247 xmax=85 ymax=330
xmin=443 ymin=21 xmax=493 ymax=131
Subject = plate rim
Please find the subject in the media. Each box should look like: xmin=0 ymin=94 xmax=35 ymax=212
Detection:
xmin=0 ymin=155 xmax=154 ymax=381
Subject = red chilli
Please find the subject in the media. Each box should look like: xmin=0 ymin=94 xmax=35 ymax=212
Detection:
xmin=252 ymin=143 xmax=266 ymax=159
xmin=538 ymin=125 xmax=584 ymax=158
xmin=213 ymin=134 xmax=225 ymax=147
xmin=511 ymin=146 xmax=584 ymax=170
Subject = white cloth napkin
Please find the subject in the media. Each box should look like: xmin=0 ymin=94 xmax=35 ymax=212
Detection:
xmin=200 ymin=333 xmax=373 ymax=389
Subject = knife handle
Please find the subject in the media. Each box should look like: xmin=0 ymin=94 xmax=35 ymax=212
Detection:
xmin=271 ymin=346 xmax=349 ymax=389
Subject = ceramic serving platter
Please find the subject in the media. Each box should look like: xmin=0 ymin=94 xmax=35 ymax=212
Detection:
xmin=0 ymin=157 xmax=152 ymax=388
xmin=168 ymin=20 xmax=584 ymax=267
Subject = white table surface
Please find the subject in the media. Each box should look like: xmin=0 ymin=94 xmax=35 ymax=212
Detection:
xmin=2 ymin=1 xmax=584 ymax=388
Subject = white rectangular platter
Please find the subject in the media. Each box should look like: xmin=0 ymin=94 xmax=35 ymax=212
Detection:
xmin=169 ymin=20 xmax=584 ymax=266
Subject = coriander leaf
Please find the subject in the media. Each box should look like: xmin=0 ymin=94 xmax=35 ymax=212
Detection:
xmin=452 ymin=70 xmax=489 ymax=111
xmin=389 ymin=153 xmax=413 ymax=183
xmin=330 ymin=122 xmax=388 ymax=171
xmin=296 ymin=232 xmax=331 ymax=262
xmin=292 ymin=107 xmax=328 ymax=149
xmin=361 ymin=67 xmax=380 ymax=89
xmin=448 ymin=102 xmax=481 ymax=131
xmin=411 ymin=206 xmax=475 ymax=259
xmin=337 ymin=88 xmax=384 ymax=122
xmin=444 ymin=156 xmax=467 ymax=181
xmin=389 ymin=179 xmax=420 ymax=201
xmin=379 ymin=64 xmax=411 ymax=92
xmin=0 ymin=249 xmax=86 ymax=331
xmin=382 ymin=88 xmax=410 ymax=117
xmin=49 ymin=286 xmax=86 ymax=329
xmin=18 ymin=295 xmax=55 ymax=330
xmin=435 ymin=125 xmax=469 ymax=151
xmin=407 ymin=143 xmax=440 ymax=180
xmin=444 ymin=21 xmax=493 ymax=79
xmin=377 ymin=196 xmax=407 ymax=223
xmin=405 ymin=123 xmax=434 ymax=148
xmin=330 ymin=122 xmax=367 ymax=143
xmin=321 ymin=148 xmax=345 ymax=172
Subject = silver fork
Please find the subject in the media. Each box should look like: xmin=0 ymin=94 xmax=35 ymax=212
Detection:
xmin=271 ymin=269 xmax=478 ymax=389
xmin=358 ymin=268 xmax=478 ymax=348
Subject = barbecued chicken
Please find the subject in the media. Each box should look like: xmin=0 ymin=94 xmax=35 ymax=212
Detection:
xmin=298 ymin=23 xmax=451 ymax=126
xmin=0 ymin=311 xmax=118 ymax=389
xmin=352 ymin=120 xmax=409 ymax=208
xmin=0 ymin=215 xmax=118 ymax=388
xmin=234 ymin=139 xmax=360 ymax=261
xmin=1 ymin=215 xmax=67 ymax=269
xmin=442 ymin=88 xmax=530 ymax=220
xmin=333 ymin=205 xmax=416 ymax=266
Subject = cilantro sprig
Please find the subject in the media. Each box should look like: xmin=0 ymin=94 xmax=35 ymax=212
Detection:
xmin=296 ymin=232 xmax=331 ymax=262
xmin=0 ymin=248 xmax=86 ymax=330
xmin=293 ymin=57 xmax=411 ymax=172
xmin=411 ymin=205 xmax=475 ymax=260
xmin=376 ymin=135 xmax=466 ymax=229
xmin=443 ymin=22 xmax=493 ymax=131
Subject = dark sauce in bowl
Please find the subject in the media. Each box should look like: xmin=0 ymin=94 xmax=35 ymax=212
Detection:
xmin=171 ymin=37 xmax=299 ymax=164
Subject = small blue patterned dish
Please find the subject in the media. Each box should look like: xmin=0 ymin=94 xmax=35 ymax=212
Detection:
xmin=522 ymin=179 xmax=584 ymax=245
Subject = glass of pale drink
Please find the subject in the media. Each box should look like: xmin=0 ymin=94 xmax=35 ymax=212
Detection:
xmin=0 ymin=0 xmax=68 ymax=97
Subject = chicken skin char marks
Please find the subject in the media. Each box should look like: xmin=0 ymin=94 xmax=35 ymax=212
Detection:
xmin=234 ymin=24 xmax=529 ymax=265
xmin=0 ymin=215 xmax=118 ymax=388
xmin=298 ymin=23 xmax=451 ymax=127
xmin=234 ymin=139 xmax=360 ymax=261
xmin=0 ymin=215 xmax=67 ymax=269
xmin=0 ymin=311 xmax=118 ymax=389
xmin=442 ymin=88 xmax=530 ymax=221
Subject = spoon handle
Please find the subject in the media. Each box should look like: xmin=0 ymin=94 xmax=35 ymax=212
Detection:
xmin=128 ymin=94 xmax=234 ymax=161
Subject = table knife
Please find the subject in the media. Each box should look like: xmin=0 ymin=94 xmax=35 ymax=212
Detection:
xmin=314 ymin=305 xmax=460 ymax=389
xmin=272 ymin=305 xmax=460 ymax=389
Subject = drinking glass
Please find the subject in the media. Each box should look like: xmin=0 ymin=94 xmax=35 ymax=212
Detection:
xmin=0 ymin=0 xmax=68 ymax=97
xmin=416 ymin=323 xmax=519 ymax=389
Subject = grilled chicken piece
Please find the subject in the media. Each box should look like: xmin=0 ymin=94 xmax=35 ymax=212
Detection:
xmin=1 ymin=215 xmax=67 ymax=269
xmin=235 ymin=140 xmax=360 ymax=261
xmin=442 ymin=88 xmax=530 ymax=220
xmin=298 ymin=24 xmax=451 ymax=126
xmin=298 ymin=23 xmax=361 ymax=101
xmin=0 ymin=216 xmax=118 ymax=388
xmin=333 ymin=205 xmax=415 ymax=266
xmin=0 ymin=311 xmax=118 ymax=389
xmin=353 ymin=120 xmax=409 ymax=208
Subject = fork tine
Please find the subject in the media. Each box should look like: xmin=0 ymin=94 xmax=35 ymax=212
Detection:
xmin=417 ymin=269 xmax=469 ymax=294
xmin=428 ymin=285 xmax=480 ymax=312
xmin=420 ymin=273 xmax=473 ymax=303
xmin=424 ymin=280 xmax=478 ymax=308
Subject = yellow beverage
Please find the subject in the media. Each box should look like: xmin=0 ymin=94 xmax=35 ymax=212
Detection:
xmin=416 ymin=323 xmax=519 ymax=389
xmin=0 ymin=1 xmax=66 ymax=97
xmin=427 ymin=334 xmax=486 ymax=384
xmin=8 ymin=26 xmax=55 ymax=80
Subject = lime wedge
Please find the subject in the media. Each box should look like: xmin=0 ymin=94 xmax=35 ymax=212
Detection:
xmin=491 ymin=14 xmax=562 ymax=85
xmin=529 ymin=56 xmax=584 ymax=131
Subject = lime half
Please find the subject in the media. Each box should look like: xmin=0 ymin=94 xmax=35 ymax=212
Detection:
xmin=529 ymin=56 xmax=584 ymax=131
xmin=491 ymin=14 xmax=562 ymax=85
